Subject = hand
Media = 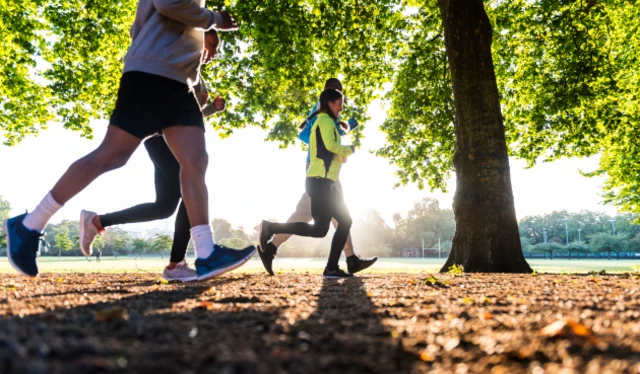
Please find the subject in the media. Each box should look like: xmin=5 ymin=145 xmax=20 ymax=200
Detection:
xmin=342 ymin=157 xmax=348 ymax=163
xmin=213 ymin=95 xmax=226 ymax=112
xmin=216 ymin=11 xmax=238 ymax=31
xmin=202 ymin=31 xmax=218 ymax=64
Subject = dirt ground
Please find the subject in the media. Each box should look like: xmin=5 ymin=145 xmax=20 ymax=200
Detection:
xmin=0 ymin=272 xmax=638 ymax=374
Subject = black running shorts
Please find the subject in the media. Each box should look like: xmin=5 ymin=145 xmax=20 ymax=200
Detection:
xmin=110 ymin=71 xmax=205 ymax=139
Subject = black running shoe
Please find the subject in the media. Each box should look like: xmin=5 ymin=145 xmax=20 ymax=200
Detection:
xmin=347 ymin=255 xmax=378 ymax=274
xmin=258 ymin=241 xmax=277 ymax=276
xmin=258 ymin=220 xmax=272 ymax=255
xmin=323 ymin=267 xmax=353 ymax=278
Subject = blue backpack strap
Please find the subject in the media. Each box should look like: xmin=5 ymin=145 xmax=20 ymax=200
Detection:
xmin=298 ymin=102 xmax=318 ymax=145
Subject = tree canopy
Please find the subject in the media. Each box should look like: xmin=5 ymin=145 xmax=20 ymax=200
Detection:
xmin=4 ymin=1 xmax=640 ymax=207
xmin=4 ymin=0 xmax=640 ymax=272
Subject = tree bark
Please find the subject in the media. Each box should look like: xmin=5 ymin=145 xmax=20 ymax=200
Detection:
xmin=438 ymin=0 xmax=532 ymax=273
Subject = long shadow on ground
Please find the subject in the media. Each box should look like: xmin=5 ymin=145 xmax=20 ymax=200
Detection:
xmin=277 ymin=277 xmax=421 ymax=373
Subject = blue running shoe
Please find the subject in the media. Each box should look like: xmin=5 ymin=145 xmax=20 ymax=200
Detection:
xmin=4 ymin=213 xmax=41 ymax=277
xmin=195 ymin=244 xmax=256 ymax=281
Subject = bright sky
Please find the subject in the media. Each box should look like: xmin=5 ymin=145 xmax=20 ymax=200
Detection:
xmin=0 ymin=99 xmax=617 ymax=233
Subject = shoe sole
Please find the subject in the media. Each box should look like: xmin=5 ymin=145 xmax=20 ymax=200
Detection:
xmin=4 ymin=220 xmax=37 ymax=277
xmin=350 ymin=258 xmax=379 ymax=274
xmin=163 ymin=275 xmax=199 ymax=283
xmin=78 ymin=210 xmax=93 ymax=257
xmin=196 ymin=246 xmax=257 ymax=281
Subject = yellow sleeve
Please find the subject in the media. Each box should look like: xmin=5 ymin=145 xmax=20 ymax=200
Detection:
xmin=318 ymin=116 xmax=353 ymax=157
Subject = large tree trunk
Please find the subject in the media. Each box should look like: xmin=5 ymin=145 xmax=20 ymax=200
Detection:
xmin=438 ymin=0 xmax=532 ymax=273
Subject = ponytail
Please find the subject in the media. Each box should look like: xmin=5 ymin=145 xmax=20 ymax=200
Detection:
xmin=298 ymin=109 xmax=321 ymax=129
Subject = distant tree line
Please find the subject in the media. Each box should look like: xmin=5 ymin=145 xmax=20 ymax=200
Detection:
xmin=2 ymin=194 xmax=639 ymax=260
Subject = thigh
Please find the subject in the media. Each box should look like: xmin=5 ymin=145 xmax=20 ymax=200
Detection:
xmin=289 ymin=192 xmax=312 ymax=223
xmin=162 ymin=126 xmax=207 ymax=168
xmin=331 ymin=185 xmax=352 ymax=225
xmin=145 ymin=136 xmax=181 ymax=193
xmin=96 ymin=125 xmax=141 ymax=160
xmin=333 ymin=179 xmax=344 ymax=195
xmin=306 ymin=179 xmax=333 ymax=227
xmin=152 ymin=166 xmax=181 ymax=205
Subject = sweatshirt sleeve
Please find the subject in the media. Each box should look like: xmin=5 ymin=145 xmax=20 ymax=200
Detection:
xmin=318 ymin=116 xmax=353 ymax=157
xmin=153 ymin=0 xmax=221 ymax=30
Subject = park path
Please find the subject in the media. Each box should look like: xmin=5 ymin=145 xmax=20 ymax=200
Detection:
xmin=0 ymin=272 xmax=638 ymax=373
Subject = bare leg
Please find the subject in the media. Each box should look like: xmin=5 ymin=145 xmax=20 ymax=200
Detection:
xmin=50 ymin=125 xmax=140 ymax=204
xmin=162 ymin=126 xmax=208 ymax=226
xmin=271 ymin=193 xmax=313 ymax=248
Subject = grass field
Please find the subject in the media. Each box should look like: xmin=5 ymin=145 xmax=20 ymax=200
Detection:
xmin=0 ymin=256 xmax=638 ymax=274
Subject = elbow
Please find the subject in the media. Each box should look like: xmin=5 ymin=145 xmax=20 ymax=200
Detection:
xmin=326 ymin=145 xmax=341 ymax=155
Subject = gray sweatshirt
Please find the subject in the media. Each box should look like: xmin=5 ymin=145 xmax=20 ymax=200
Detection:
xmin=123 ymin=0 xmax=223 ymax=86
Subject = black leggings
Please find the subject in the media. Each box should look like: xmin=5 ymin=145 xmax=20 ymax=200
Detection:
xmin=100 ymin=136 xmax=190 ymax=263
xmin=269 ymin=178 xmax=353 ymax=270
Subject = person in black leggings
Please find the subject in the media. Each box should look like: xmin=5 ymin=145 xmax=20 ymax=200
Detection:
xmin=100 ymin=134 xmax=191 ymax=264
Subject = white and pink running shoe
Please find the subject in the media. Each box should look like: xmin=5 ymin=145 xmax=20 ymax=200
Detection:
xmin=79 ymin=210 xmax=105 ymax=256
xmin=162 ymin=260 xmax=198 ymax=282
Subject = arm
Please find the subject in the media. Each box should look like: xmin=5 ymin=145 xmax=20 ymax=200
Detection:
xmin=336 ymin=118 xmax=358 ymax=136
xmin=201 ymin=104 xmax=218 ymax=117
xmin=201 ymin=95 xmax=225 ymax=118
xmin=348 ymin=118 xmax=359 ymax=131
xmin=193 ymin=79 xmax=209 ymax=107
xmin=318 ymin=116 xmax=354 ymax=157
xmin=152 ymin=0 xmax=221 ymax=30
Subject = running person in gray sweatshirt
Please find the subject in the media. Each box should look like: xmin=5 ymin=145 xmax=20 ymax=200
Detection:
xmin=3 ymin=1 xmax=255 ymax=280
xmin=79 ymin=30 xmax=226 ymax=283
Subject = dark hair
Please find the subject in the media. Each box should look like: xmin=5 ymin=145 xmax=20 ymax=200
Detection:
xmin=298 ymin=89 xmax=344 ymax=129
xmin=324 ymin=78 xmax=342 ymax=90
xmin=206 ymin=29 xmax=219 ymax=38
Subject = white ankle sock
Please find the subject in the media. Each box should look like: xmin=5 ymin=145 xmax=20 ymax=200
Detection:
xmin=23 ymin=192 xmax=63 ymax=232
xmin=191 ymin=224 xmax=215 ymax=259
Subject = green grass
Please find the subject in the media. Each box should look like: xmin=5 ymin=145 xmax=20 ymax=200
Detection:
xmin=0 ymin=256 xmax=638 ymax=275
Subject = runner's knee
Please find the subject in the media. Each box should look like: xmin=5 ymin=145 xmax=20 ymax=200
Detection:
xmin=309 ymin=221 xmax=331 ymax=237
xmin=179 ymin=150 xmax=208 ymax=176
xmin=150 ymin=200 xmax=179 ymax=219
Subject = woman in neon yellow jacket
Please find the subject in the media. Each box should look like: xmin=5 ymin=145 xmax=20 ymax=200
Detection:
xmin=259 ymin=88 xmax=356 ymax=278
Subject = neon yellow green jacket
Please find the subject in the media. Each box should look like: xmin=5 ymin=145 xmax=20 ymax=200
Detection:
xmin=307 ymin=113 xmax=353 ymax=181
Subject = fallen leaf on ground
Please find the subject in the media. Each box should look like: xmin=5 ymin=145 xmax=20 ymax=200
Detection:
xmin=95 ymin=306 xmax=129 ymax=322
xmin=539 ymin=319 xmax=606 ymax=349
xmin=419 ymin=350 xmax=434 ymax=361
